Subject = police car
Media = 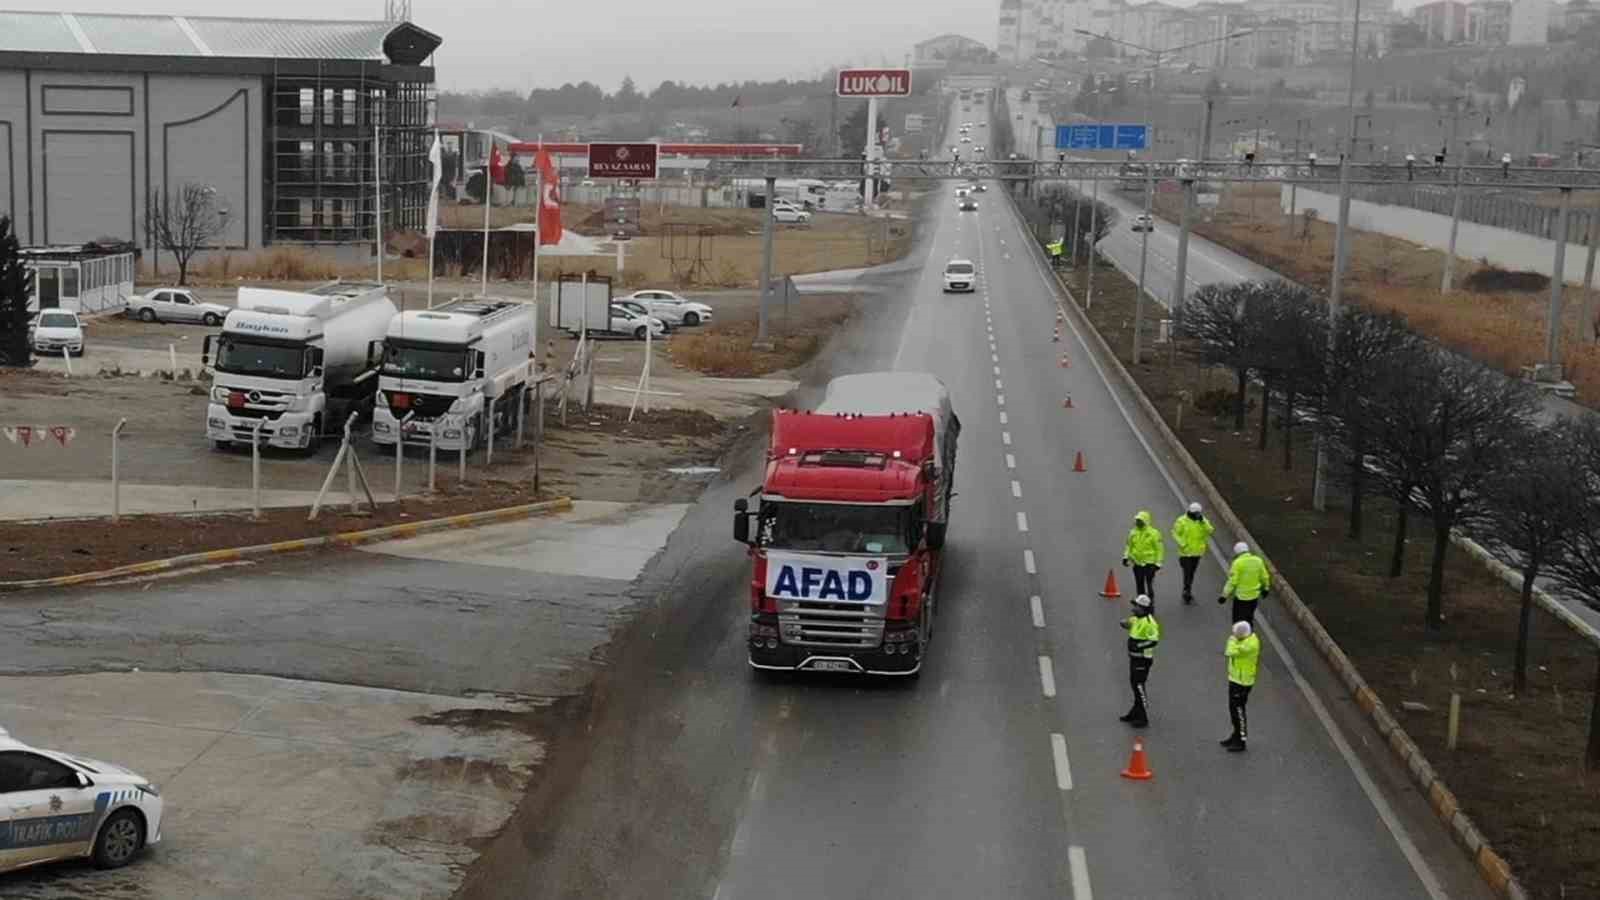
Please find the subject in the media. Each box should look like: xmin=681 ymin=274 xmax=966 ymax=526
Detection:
xmin=0 ymin=726 xmax=164 ymax=874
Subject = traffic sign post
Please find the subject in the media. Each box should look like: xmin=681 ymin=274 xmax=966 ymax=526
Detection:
xmin=588 ymin=143 xmax=659 ymax=180
xmin=836 ymin=69 xmax=912 ymax=211
xmin=1056 ymin=123 xmax=1149 ymax=152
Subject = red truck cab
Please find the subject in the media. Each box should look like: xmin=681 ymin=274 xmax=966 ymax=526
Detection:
xmin=734 ymin=373 xmax=959 ymax=677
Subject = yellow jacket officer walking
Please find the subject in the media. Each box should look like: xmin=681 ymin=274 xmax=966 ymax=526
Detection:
xmin=1122 ymin=511 xmax=1166 ymax=603
xmin=1222 ymin=621 xmax=1261 ymax=752
xmin=1219 ymin=541 xmax=1270 ymax=625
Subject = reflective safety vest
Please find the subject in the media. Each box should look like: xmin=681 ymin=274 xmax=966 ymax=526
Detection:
xmin=1046 ymin=240 xmax=1064 ymax=257
xmin=1171 ymin=513 xmax=1214 ymax=558
xmin=1124 ymin=511 xmax=1165 ymax=566
xmin=1223 ymin=552 xmax=1271 ymax=601
xmin=1226 ymin=633 xmax=1261 ymax=686
xmin=1126 ymin=614 xmax=1160 ymax=658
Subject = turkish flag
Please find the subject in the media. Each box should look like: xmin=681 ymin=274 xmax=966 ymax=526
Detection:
xmin=536 ymin=147 xmax=562 ymax=246
xmin=489 ymin=143 xmax=508 ymax=186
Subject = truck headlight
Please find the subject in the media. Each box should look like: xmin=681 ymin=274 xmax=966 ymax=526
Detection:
xmin=207 ymin=417 xmax=226 ymax=429
xmin=211 ymin=387 xmax=230 ymax=403
xmin=286 ymin=395 xmax=309 ymax=412
xmin=443 ymin=428 xmax=462 ymax=439
xmin=448 ymin=398 xmax=465 ymax=413
xmin=279 ymin=426 xmax=299 ymax=437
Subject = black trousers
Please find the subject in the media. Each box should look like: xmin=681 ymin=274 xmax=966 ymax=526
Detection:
xmin=1132 ymin=564 xmax=1159 ymax=598
xmin=1228 ymin=682 xmax=1253 ymax=741
xmin=1127 ymin=656 xmax=1153 ymax=720
xmin=1179 ymin=555 xmax=1201 ymax=596
xmin=1232 ymin=598 xmax=1258 ymax=625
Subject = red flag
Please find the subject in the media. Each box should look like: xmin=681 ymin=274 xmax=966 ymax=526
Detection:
xmin=489 ymin=143 xmax=508 ymax=186
xmin=536 ymin=147 xmax=562 ymax=246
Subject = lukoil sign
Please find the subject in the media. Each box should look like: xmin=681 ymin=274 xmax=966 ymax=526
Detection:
xmin=836 ymin=68 xmax=913 ymax=98
xmin=764 ymin=552 xmax=889 ymax=605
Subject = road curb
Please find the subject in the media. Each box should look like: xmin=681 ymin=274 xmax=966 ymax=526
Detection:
xmin=0 ymin=497 xmax=575 ymax=593
xmin=1021 ymin=216 xmax=1529 ymax=898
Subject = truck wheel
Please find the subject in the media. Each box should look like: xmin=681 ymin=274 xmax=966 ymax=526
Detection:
xmin=138 ymin=308 xmax=157 ymax=323
xmin=302 ymin=415 xmax=323 ymax=457
xmin=212 ymin=439 xmax=232 ymax=452
xmin=682 ymin=312 xmax=700 ymax=326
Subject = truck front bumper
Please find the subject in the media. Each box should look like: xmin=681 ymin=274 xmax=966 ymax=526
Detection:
xmin=207 ymin=405 xmax=314 ymax=449
xmin=370 ymin=407 xmax=471 ymax=451
xmin=748 ymin=618 xmax=922 ymax=676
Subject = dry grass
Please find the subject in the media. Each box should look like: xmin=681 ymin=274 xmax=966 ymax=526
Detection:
xmin=439 ymin=204 xmax=537 ymax=230
xmin=667 ymin=296 xmax=855 ymax=378
xmin=1155 ymin=187 xmax=1600 ymax=404
xmin=160 ymin=247 xmax=429 ymax=287
xmin=1071 ymin=250 xmax=1600 ymax=899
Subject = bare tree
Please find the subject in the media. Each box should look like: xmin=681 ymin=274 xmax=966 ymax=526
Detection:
xmin=1366 ymin=347 xmax=1541 ymax=630
xmin=1320 ymin=308 xmax=1416 ymax=539
xmin=149 ymin=184 xmax=227 ymax=286
xmin=1473 ymin=418 xmax=1583 ymax=693
xmin=1246 ymin=283 xmax=1326 ymax=459
xmin=1180 ymin=281 xmax=1276 ymax=431
xmin=1543 ymin=416 xmax=1600 ymax=769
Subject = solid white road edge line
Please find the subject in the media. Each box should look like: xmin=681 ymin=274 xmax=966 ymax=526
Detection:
xmin=1069 ymin=846 xmax=1092 ymax=900
xmin=1038 ymin=655 xmax=1056 ymax=697
xmin=1031 ymin=594 xmax=1045 ymax=627
xmin=1006 ymin=197 xmax=1451 ymax=900
xmin=1051 ymin=732 xmax=1073 ymax=790
xmin=1024 ymin=548 xmax=1037 ymax=574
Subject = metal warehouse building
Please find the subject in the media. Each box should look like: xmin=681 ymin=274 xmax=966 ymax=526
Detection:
xmin=0 ymin=11 xmax=440 ymax=253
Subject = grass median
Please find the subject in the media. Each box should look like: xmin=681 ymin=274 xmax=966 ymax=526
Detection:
xmin=1155 ymin=184 xmax=1600 ymax=407
xmin=1069 ymin=242 xmax=1600 ymax=898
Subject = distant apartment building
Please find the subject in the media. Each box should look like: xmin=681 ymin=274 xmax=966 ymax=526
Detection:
xmin=1466 ymin=0 xmax=1511 ymax=42
xmin=997 ymin=0 xmax=1022 ymax=60
xmin=914 ymin=33 xmax=992 ymax=62
xmin=1415 ymin=0 xmax=1470 ymax=42
xmin=1508 ymin=0 xmax=1550 ymax=41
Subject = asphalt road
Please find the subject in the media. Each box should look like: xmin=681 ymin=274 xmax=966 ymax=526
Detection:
xmin=463 ymin=110 xmax=1497 ymax=900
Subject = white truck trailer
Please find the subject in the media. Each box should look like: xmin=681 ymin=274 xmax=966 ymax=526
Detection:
xmin=203 ymin=281 xmax=395 ymax=453
xmin=371 ymin=296 xmax=536 ymax=452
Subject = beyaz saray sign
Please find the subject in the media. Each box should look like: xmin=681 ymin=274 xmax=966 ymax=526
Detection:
xmin=765 ymin=552 xmax=890 ymax=605
xmin=588 ymin=142 xmax=659 ymax=179
xmin=837 ymin=68 xmax=913 ymax=98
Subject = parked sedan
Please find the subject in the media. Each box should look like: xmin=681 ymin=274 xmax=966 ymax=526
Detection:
xmin=29 ymin=310 xmax=85 ymax=356
xmin=615 ymin=299 xmax=675 ymax=333
xmin=608 ymin=304 xmax=668 ymax=340
xmin=0 ymin=726 xmax=164 ymax=873
xmin=1131 ymin=213 xmax=1155 ymax=233
xmin=772 ymin=206 xmax=812 ymax=225
xmin=618 ymin=290 xmax=714 ymax=327
xmin=127 ymin=288 xmax=229 ymax=325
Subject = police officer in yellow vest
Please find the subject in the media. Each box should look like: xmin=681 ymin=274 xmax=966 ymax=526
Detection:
xmin=1171 ymin=501 xmax=1215 ymax=604
xmin=1218 ymin=541 xmax=1270 ymax=625
xmin=1122 ymin=510 xmax=1166 ymax=602
xmin=1046 ymin=238 xmax=1065 ymax=267
xmin=1118 ymin=594 xmax=1160 ymax=727
xmin=1223 ymin=620 xmax=1261 ymax=752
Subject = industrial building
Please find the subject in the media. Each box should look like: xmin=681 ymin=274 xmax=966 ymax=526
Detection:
xmin=0 ymin=11 xmax=440 ymax=254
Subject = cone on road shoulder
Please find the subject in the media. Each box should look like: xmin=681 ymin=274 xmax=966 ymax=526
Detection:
xmin=1056 ymin=310 xmax=1065 ymax=323
xmin=1063 ymin=394 xmax=1074 ymax=409
xmin=1121 ymin=739 xmax=1154 ymax=781
xmin=1052 ymin=326 xmax=1062 ymax=343
xmin=1059 ymin=353 xmax=1071 ymax=368
xmin=1099 ymin=568 xmax=1122 ymax=598
xmin=1073 ymin=450 xmax=1087 ymax=472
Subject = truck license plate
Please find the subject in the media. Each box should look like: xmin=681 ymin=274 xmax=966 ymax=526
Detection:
xmin=810 ymin=659 xmax=855 ymax=672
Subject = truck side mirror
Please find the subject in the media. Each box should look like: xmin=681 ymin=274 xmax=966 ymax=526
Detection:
xmin=307 ymin=347 xmax=324 ymax=377
xmin=474 ymin=350 xmax=486 ymax=380
xmin=733 ymin=498 xmax=751 ymax=544
xmin=201 ymin=334 xmax=212 ymax=366
xmin=367 ymin=339 xmax=383 ymax=369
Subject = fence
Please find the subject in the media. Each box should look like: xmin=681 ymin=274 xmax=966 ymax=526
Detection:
xmin=1343 ymin=182 xmax=1600 ymax=246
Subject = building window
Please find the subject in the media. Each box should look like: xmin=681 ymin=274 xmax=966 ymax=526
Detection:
xmin=299 ymin=88 xmax=315 ymax=125
xmin=343 ymin=89 xmax=358 ymax=126
xmin=61 ymin=267 xmax=79 ymax=300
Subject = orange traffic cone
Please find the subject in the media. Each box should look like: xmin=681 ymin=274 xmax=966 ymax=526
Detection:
xmin=1099 ymin=568 xmax=1122 ymax=598
xmin=1121 ymin=738 xmax=1154 ymax=781
xmin=1059 ymin=354 xmax=1071 ymax=368
xmin=1052 ymin=327 xmax=1061 ymax=343
xmin=1055 ymin=310 xmax=1065 ymax=322
xmin=1062 ymin=394 xmax=1074 ymax=409
xmin=1073 ymin=450 xmax=1087 ymax=472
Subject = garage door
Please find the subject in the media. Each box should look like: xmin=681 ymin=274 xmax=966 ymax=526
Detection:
xmin=45 ymin=131 xmax=134 ymax=245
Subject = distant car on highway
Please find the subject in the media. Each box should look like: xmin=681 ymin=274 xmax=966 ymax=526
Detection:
xmin=617 ymin=290 xmax=714 ymax=327
xmin=772 ymin=205 xmax=812 ymax=225
xmin=969 ymin=183 xmax=986 ymax=193
xmin=959 ymin=198 xmax=978 ymax=212
xmin=943 ymin=259 xmax=977 ymax=293
xmin=127 ymin=288 xmax=229 ymax=325
xmin=955 ymin=186 xmax=970 ymax=197
xmin=0 ymin=726 xmax=164 ymax=874
xmin=28 ymin=310 xmax=86 ymax=356
xmin=1131 ymin=213 xmax=1155 ymax=232
xmin=960 ymin=136 xmax=972 ymax=143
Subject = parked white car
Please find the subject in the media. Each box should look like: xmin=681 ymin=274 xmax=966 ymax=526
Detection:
xmin=943 ymin=259 xmax=977 ymax=293
xmin=608 ymin=304 xmax=668 ymax=340
xmin=0 ymin=726 xmax=164 ymax=873
xmin=618 ymin=290 xmax=714 ymax=327
xmin=772 ymin=205 xmax=812 ymax=225
xmin=128 ymin=288 xmax=229 ymax=325
xmin=29 ymin=310 xmax=85 ymax=356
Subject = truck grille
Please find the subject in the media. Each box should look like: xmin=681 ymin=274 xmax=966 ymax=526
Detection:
xmin=777 ymin=560 xmax=900 ymax=649
xmin=386 ymin=392 xmax=454 ymax=419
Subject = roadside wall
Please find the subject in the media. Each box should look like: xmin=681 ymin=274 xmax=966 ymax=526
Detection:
xmin=1282 ymin=184 xmax=1596 ymax=284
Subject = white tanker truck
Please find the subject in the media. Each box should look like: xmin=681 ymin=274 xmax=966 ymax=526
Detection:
xmin=203 ymin=280 xmax=396 ymax=453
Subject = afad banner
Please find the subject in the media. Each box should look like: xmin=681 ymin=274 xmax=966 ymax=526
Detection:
xmin=764 ymin=551 xmax=889 ymax=605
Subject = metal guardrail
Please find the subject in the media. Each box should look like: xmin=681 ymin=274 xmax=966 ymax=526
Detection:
xmin=711 ymin=157 xmax=1600 ymax=191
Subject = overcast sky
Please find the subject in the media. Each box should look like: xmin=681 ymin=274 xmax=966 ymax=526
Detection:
xmin=20 ymin=0 xmax=1008 ymax=91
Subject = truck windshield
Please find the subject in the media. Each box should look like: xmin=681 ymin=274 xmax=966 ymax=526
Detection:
xmin=761 ymin=502 xmax=912 ymax=555
xmin=215 ymin=336 xmax=306 ymax=378
xmin=383 ymin=342 xmax=469 ymax=382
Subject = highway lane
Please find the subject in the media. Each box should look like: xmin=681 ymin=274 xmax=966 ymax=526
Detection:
xmin=474 ymin=104 xmax=1496 ymax=900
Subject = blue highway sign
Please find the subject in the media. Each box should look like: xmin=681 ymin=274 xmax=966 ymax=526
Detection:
xmin=1055 ymin=123 xmax=1149 ymax=151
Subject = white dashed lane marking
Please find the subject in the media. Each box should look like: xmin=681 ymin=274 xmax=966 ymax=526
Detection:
xmin=1051 ymin=733 xmax=1073 ymax=790
xmin=1023 ymin=549 xmax=1036 ymax=574
xmin=1038 ymin=656 xmax=1056 ymax=698
xmin=1011 ymin=480 xmax=1021 ymax=498
xmin=1002 ymin=431 xmax=1012 ymax=446
xmin=1030 ymin=595 xmax=1045 ymax=627
xmin=1005 ymin=453 xmax=1016 ymax=470
xmin=1016 ymin=511 xmax=1029 ymax=532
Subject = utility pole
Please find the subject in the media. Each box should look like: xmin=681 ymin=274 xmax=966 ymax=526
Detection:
xmin=1172 ymin=98 xmax=1211 ymax=321
xmin=1549 ymin=187 xmax=1574 ymax=373
xmin=1315 ymin=0 xmax=1362 ymax=513
xmin=1441 ymin=104 xmax=1465 ymax=293
xmin=1086 ymin=173 xmax=1100 ymax=308
xmin=1583 ymin=210 xmax=1600 ymax=343
xmin=1133 ymin=166 xmax=1156 ymax=364
xmin=1286 ymin=119 xmax=1303 ymax=237
xmin=756 ymin=173 xmax=776 ymax=347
